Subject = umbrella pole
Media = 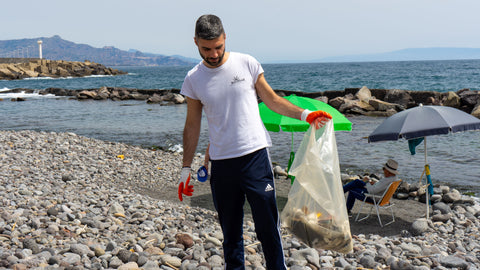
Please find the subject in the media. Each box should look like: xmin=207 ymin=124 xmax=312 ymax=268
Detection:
xmin=424 ymin=137 xmax=430 ymax=219
xmin=291 ymin=132 xmax=294 ymax=153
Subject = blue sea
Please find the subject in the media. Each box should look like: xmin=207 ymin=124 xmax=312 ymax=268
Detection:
xmin=1 ymin=59 xmax=480 ymax=195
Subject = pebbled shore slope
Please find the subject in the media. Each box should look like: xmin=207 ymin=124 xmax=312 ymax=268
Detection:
xmin=1 ymin=130 xmax=479 ymax=269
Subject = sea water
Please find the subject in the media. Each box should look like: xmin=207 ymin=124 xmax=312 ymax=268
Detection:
xmin=1 ymin=60 xmax=480 ymax=195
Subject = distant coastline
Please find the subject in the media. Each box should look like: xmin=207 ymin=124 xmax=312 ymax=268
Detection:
xmin=269 ymin=48 xmax=480 ymax=64
xmin=3 ymin=35 xmax=480 ymax=65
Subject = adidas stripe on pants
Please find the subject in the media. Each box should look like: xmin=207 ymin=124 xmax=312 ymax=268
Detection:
xmin=210 ymin=148 xmax=287 ymax=270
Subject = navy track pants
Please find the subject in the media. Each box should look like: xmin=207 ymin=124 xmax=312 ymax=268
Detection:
xmin=210 ymin=148 xmax=287 ymax=270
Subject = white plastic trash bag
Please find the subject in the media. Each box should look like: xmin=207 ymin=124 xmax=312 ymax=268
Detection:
xmin=281 ymin=120 xmax=353 ymax=253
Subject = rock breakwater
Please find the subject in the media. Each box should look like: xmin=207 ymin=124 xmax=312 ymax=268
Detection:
xmin=0 ymin=59 xmax=126 ymax=80
xmin=3 ymin=86 xmax=480 ymax=118
xmin=1 ymin=130 xmax=479 ymax=269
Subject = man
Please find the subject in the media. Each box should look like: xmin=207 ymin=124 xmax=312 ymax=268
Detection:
xmin=178 ymin=14 xmax=331 ymax=269
xmin=343 ymin=159 xmax=399 ymax=215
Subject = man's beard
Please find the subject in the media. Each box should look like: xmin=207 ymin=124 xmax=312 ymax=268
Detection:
xmin=199 ymin=48 xmax=226 ymax=67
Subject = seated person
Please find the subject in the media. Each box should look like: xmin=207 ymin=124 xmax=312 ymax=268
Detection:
xmin=343 ymin=159 xmax=399 ymax=215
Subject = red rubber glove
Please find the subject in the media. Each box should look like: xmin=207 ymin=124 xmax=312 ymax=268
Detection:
xmin=178 ymin=167 xmax=194 ymax=201
xmin=304 ymin=110 xmax=332 ymax=129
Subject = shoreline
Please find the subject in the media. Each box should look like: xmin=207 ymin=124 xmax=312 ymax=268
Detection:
xmin=1 ymin=129 xmax=479 ymax=269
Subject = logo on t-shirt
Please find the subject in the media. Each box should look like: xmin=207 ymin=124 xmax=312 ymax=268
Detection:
xmin=231 ymin=75 xmax=246 ymax=85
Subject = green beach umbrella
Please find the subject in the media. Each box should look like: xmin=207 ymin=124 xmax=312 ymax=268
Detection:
xmin=259 ymin=94 xmax=352 ymax=132
xmin=259 ymin=94 xmax=352 ymax=183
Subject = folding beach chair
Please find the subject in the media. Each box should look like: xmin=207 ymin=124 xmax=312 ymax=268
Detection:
xmin=355 ymin=180 xmax=402 ymax=227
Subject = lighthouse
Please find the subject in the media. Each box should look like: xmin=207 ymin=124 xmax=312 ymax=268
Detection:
xmin=37 ymin=40 xmax=43 ymax=59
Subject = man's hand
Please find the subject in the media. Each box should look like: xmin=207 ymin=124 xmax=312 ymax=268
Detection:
xmin=302 ymin=110 xmax=332 ymax=129
xmin=178 ymin=167 xmax=194 ymax=201
xmin=363 ymin=176 xmax=375 ymax=185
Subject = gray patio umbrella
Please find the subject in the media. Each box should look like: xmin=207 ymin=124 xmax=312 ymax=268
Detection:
xmin=368 ymin=104 xmax=480 ymax=218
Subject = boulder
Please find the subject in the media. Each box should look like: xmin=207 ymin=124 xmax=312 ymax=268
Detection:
xmin=384 ymin=89 xmax=414 ymax=107
xmin=363 ymin=109 xmax=397 ymax=117
xmin=432 ymin=202 xmax=452 ymax=214
xmin=442 ymin=91 xmax=461 ymax=108
xmin=471 ymin=103 xmax=480 ymax=118
xmin=457 ymin=89 xmax=479 ymax=110
xmin=22 ymin=69 xmax=39 ymax=78
xmin=431 ymin=213 xmax=452 ymax=222
xmin=409 ymin=90 xmax=442 ymax=106
xmin=130 ymin=92 xmax=150 ymax=100
xmin=410 ymin=218 xmax=430 ymax=236
xmin=339 ymin=99 xmax=375 ymax=114
xmin=273 ymin=165 xmax=288 ymax=178
xmin=7 ymin=65 xmax=22 ymax=74
xmin=77 ymin=90 xmax=97 ymax=99
xmin=35 ymin=65 xmax=50 ymax=74
xmin=315 ymin=96 xmax=328 ymax=104
xmin=397 ymin=181 xmax=410 ymax=193
xmin=368 ymin=98 xmax=397 ymax=111
xmin=0 ymin=68 xmax=15 ymax=79
xmin=95 ymin=86 xmax=110 ymax=100
xmin=355 ymin=86 xmax=372 ymax=102
xmin=172 ymin=93 xmax=185 ymax=104
xmin=56 ymin=67 xmax=70 ymax=77
xmin=328 ymin=96 xmax=345 ymax=109
xmin=146 ymin=93 xmax=163 ymax=104
xmin=443 ymin=189 xmax=462 ymax=203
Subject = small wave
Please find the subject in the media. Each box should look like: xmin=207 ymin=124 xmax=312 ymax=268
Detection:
xmin=23 ymin=76 xmax=56 ymax=80
xmin=0 ymin=91 xmax=56 ymax=99
xmin=21 ymin=74 xmax=116 ymax=81
xmin=168 ymin=144 xmax=183 ymax=153
xmin=0 ymin=87 xmax=10 ymax=92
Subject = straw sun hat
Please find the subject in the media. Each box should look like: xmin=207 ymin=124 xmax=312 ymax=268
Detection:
xmin=383 ymin=159 xmax=399 ymax=175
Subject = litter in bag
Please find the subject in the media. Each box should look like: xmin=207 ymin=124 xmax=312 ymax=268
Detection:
xmin=281 ymin=120 xmax=353 ymax=253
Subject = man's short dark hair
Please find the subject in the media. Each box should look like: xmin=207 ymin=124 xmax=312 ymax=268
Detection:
xmin=195 ymin=14 xmax=225 ymax=40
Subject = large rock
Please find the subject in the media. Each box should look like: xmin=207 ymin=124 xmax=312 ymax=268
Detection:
xmin=339 ymin=99 xmax=374 ymax=114
xmin=363 ymin=109 xmax=397 ymax=117
xmin=355 ymin=86 xmax=372 ymax=102
xmin=315 ymin=96 xmax=329 ymax=104
xmin=56 ymin=67 xmax=70 ymax=77
xmin=443 ymin=189 xmax=462 ymax=203
xmin=0 ymin=68 xmax=16 ymax=79
xmin=130 ymin=92 xmax=150 ymax=100
xmin=471 ymin=103 xmax=480 ymax=118
xmin=410 ymin=218 xmax=430 ymax=236
xmin=442 ymin=91 xmax=461 ymax=108
xmin=172 ymin=93 xmax=185 ymax=104
xmin=409 ymin=90 xmax=442 ymax=106
xmin=457 ymin=89 xmax=480 ymax=111
xmin=146 ymin=93 xmax=163 ymax=104
xmin=77 ymin=90 xmax=97 ymax=99
xmin=384 ymin=89 xmax=414 ymax=108
xmin=368 ymin=98 xmax=398 ymax=111
xmin=95 ymin=86 xmax=110 ymax=100
xmin=328 ymin=97 xmax=345 ymax=110
xmin=22 ymin=69 xmax=39 ymax=78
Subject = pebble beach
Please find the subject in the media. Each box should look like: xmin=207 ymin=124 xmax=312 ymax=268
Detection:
xmin=1 ymin=129 xmax=480 ymax=270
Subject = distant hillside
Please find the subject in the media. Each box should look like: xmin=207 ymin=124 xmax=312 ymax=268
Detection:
xmin=0 ymin=35 xmax=198 ymax=66
xmin=318 ymin=47 xmax=480 ymax=63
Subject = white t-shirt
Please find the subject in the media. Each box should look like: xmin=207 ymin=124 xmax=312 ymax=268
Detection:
xmin=181 ymin=52 xmax=272 ymax=160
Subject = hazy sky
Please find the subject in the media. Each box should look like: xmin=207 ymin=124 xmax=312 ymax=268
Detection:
xmin=3 ymin=0 xmax=480 ymax=62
